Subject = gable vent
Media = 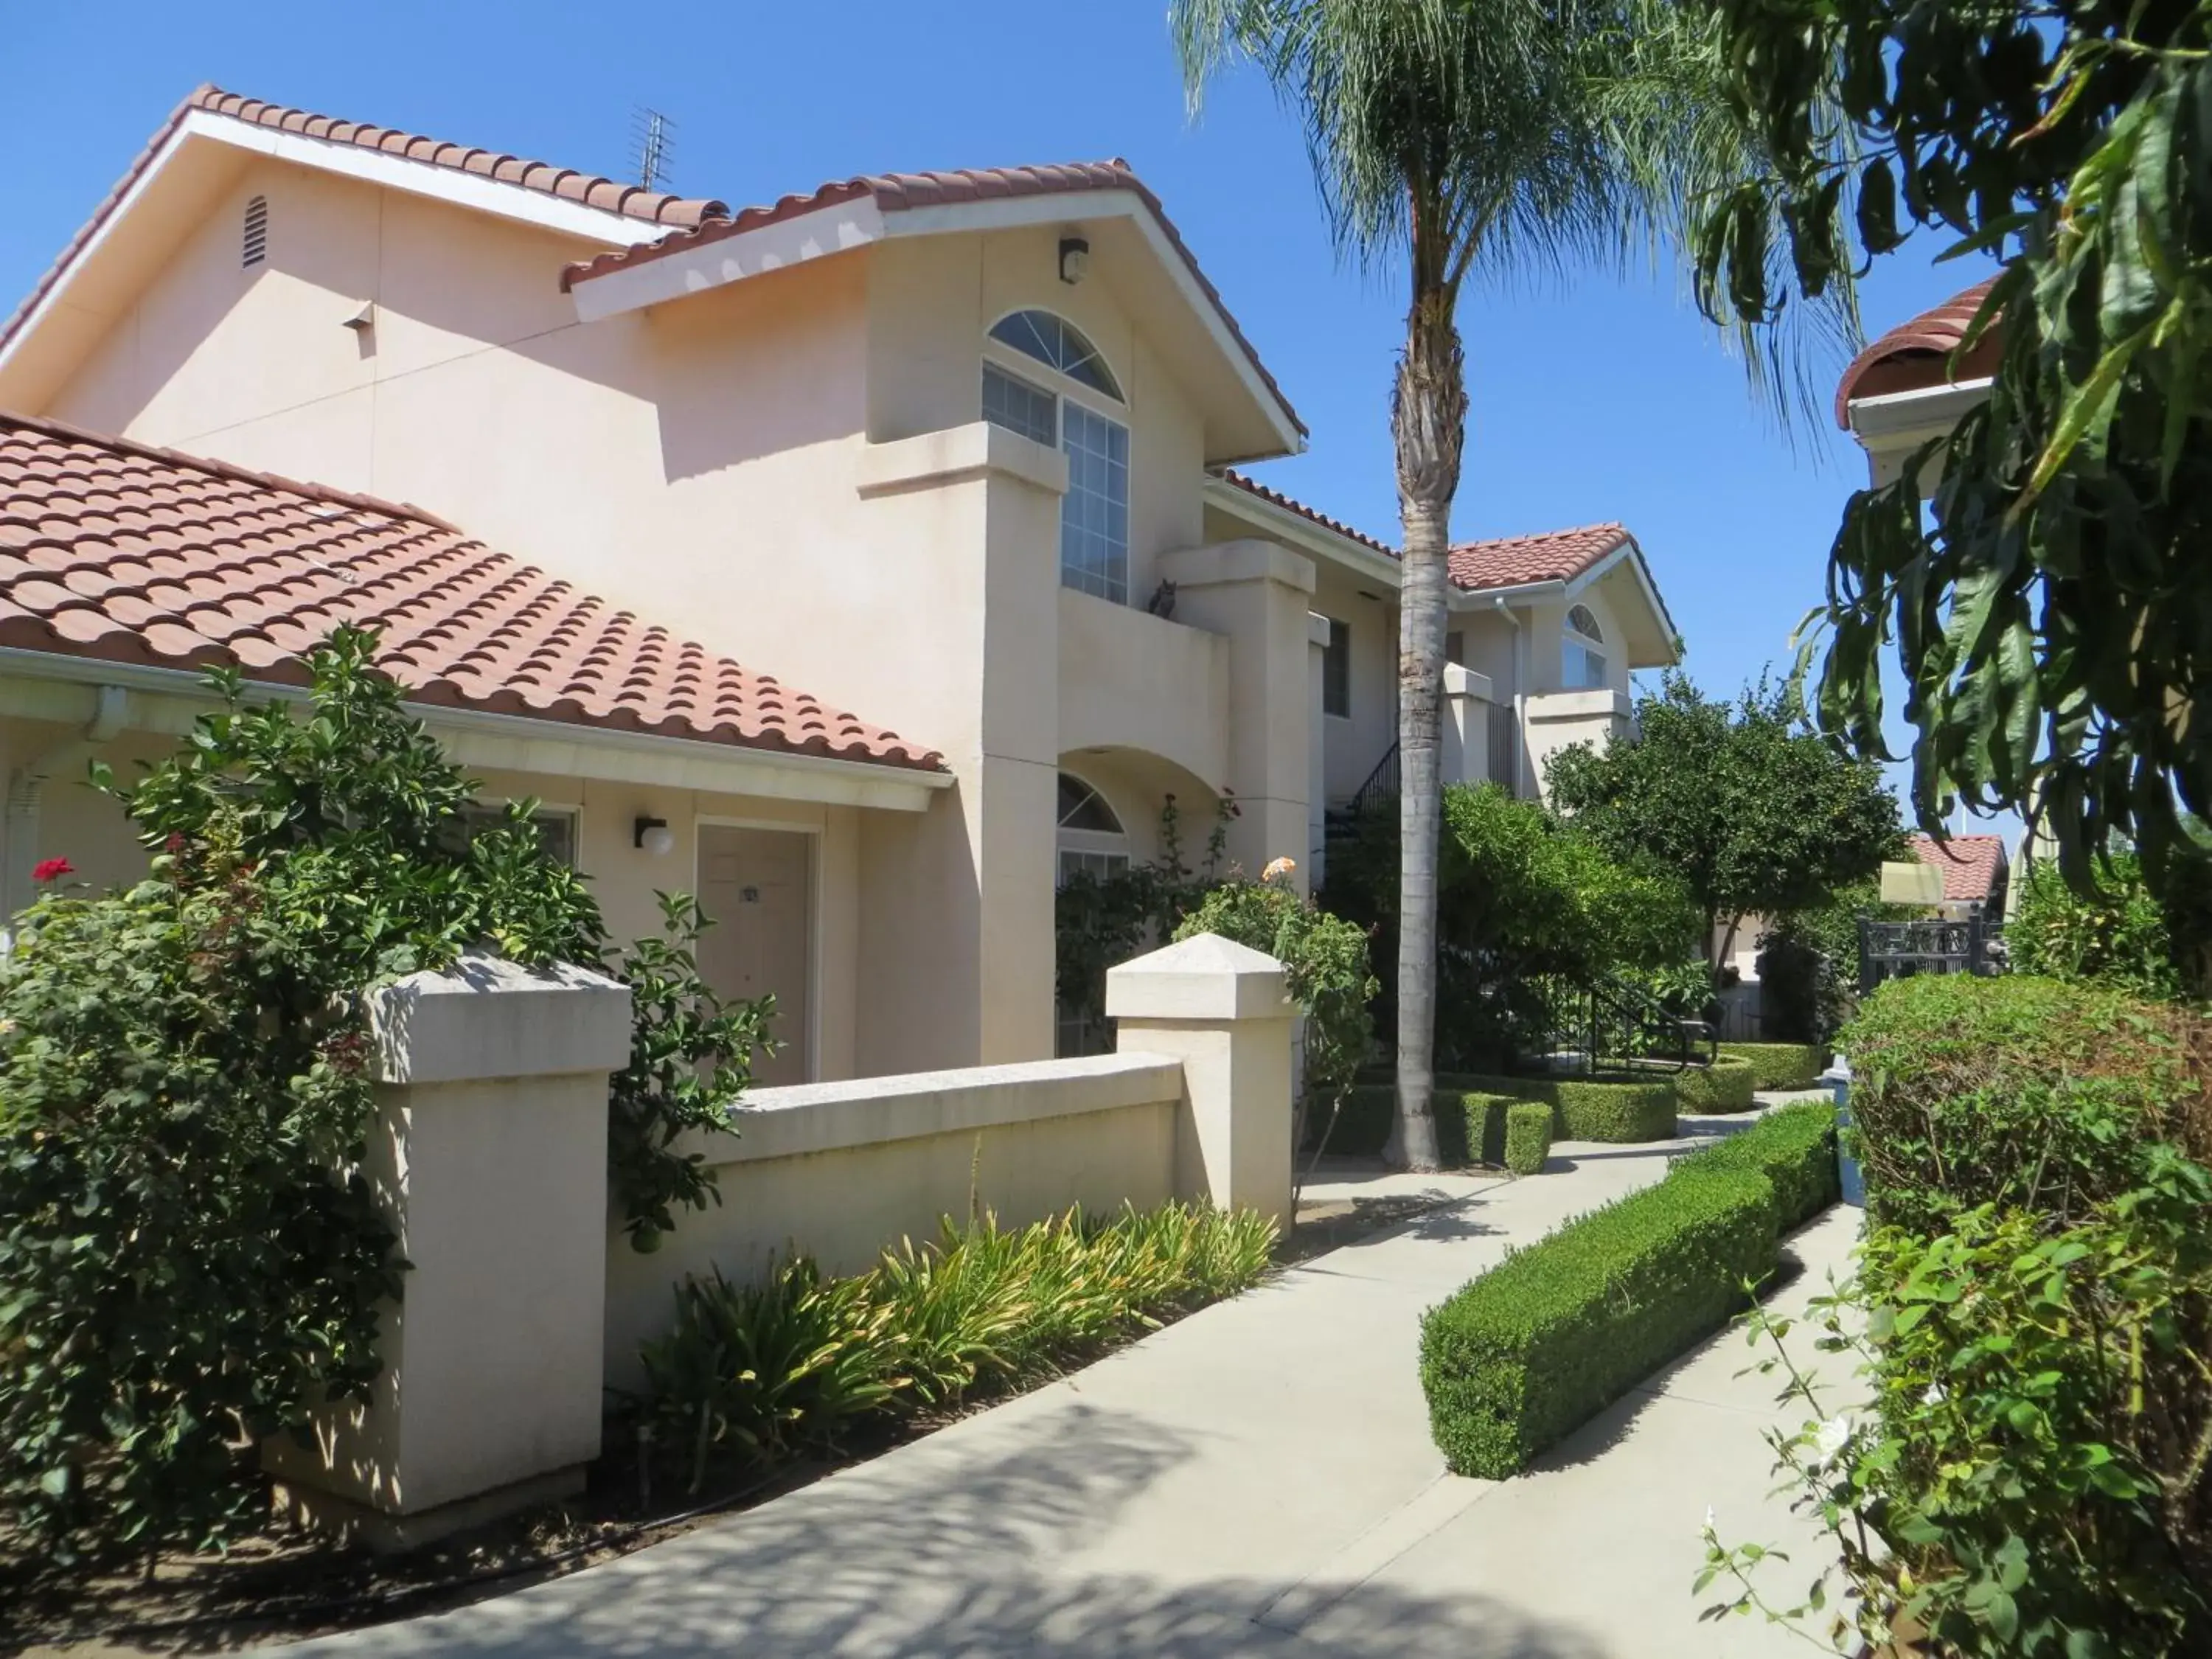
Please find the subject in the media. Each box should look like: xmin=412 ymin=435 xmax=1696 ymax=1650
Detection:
xmin=242 ymin=195 xmax=268 ymax=268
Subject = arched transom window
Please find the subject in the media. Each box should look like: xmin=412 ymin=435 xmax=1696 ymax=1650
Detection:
xmin=981 ymin=311 xmax=1130 ymax=606
xmin=1056 ymin=772 xmax=1129 ymax=884
xmin=990 ymin=310 xmax=1123 ymax=398
xmin=1564 ymin=603 xmax=1608 ymax=690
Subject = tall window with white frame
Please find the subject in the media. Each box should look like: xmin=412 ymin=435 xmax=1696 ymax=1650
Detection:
xmin=981 ymin=310 xmax=1130 ymax=605
xmin=1564 ymin=604 xmax=1609 ymax=691
xmin=1321 ymin=616 xmax=1352 ymax=718
xmin=1054 ymin=771 xmax=1129 ymax=1057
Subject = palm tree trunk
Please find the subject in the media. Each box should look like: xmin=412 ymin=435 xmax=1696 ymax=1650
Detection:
xmin=1385 ymin=273 xmax=1467 ymax=1173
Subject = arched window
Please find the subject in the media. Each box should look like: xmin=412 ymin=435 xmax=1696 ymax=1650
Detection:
xmin=989 ymin=310 xmax=1123 ymax=399
xmin=242 ymin=195 xmax=269 ymax=268
xmin=981 ymin=311 xmax=1131 ymax=605
xmin=1564 ymin=604 xmax=1608 ymax=690
xmin=1056 ymin=772 xmax=1129 ymax=885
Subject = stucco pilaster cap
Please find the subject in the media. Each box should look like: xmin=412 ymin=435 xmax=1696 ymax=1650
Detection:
xmin=369 ymin=951 xmax=632 ymax=1085
xmin=1106 ymin=932 xmax=1291 ymax=1022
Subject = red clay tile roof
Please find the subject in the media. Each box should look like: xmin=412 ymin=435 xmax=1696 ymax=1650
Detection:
xmin=1907 ymin=832 xmax=2008 ymax=902
xmin=1448 ymin=524 xmax=1632 ymax=591
xmin=563 ymin=162 xmax=1306 ymax=438
xmin=0 ymin=411 xmax=941 ymax=772
xmin=1835 ymin=277 xmax=2002 ymax=428
xmin=1217 ymin=470 xmax=1394 ymax=557
xmin=1 ymin=85 xmax=731 ymax=362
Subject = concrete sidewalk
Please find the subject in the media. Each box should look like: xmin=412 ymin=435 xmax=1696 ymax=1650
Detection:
xmin=293 ymin=1110 xmax=1858 ymax=1658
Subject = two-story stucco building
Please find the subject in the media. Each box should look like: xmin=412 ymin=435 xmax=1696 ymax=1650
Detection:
xmin=0 ymin=86 xmax=1682 ymax=1079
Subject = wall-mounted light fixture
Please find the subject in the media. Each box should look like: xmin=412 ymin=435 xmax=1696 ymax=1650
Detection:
xmin=633 ymin=815 xmax=675 ymax=857
xmin=1058 ymin=235 xmax=1091 ymax=285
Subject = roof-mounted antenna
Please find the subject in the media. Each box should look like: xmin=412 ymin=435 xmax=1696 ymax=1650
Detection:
xmin=630 ymin=108 xmax=675 ymax=194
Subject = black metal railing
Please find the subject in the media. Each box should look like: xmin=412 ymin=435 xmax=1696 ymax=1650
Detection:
xmin=1520 ymin=973 xmax=1717 ymax=1076
xmin=1858 ymin=914 xmax=2006 ymax=993
xmin=1342 ymin=741 xmax=1400 ymax=820
xmin=1486 ymin=700 xmax=1518 ymax=792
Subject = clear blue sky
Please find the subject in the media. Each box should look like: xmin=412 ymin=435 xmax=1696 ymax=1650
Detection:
xmin=4 ymin=0 xmax=1995 ymax=806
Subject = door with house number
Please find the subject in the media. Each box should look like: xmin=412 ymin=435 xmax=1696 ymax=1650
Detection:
xmin=697 ymin=825 xmax=813 ymax=1087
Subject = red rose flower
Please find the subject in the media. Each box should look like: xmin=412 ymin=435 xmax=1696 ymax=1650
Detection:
xmin=32 ymin=858 xmax=74 ymax=884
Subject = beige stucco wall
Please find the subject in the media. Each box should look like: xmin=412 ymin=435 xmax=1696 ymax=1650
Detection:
xmin=0 ymin=714 xmax=870 ymax=1082
xmin=1305 ymin=561 xmax=1397 ymax=806
xmin=601 ymin=1055 xmax=1183 ymax=1390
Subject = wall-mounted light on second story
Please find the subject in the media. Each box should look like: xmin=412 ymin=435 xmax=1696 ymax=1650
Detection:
xmin=1058 ymin=236 xmax=1091 ymax=285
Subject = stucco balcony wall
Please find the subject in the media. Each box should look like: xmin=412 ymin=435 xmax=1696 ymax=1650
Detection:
xmin=1523 ymin=686 xmax=1633 ymax=804
xmin=1057 ymin=586 xmax=1231 ymax=791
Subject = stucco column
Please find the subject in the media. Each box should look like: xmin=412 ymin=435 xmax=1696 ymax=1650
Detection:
xmin=1162 ymin=539 xmax=1317 ymax=892
xmin=1440 ymin=663 xmax=1494 ymax=788
xmin=265 ymin=954 xmax=633 ymax=1551
xmin=1107 ymin=932 xmax=1295 ymax=1225
xmin=1306 ymin=611 xmax=1330 ymax=888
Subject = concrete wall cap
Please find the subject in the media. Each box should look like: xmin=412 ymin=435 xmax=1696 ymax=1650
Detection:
xmin=1105 ymin=931 xmax=1293 ymax=1022
xmin=1442 ymin=662 xmax=1495 ymax=701
xmin=684 ymin=1051 xmax=1185 ymax=1164
xmin=369 ymin=951 xmax=633 ymax=1085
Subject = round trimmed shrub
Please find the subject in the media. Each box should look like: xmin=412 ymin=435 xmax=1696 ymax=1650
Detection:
xmin=1672 ymin=1054 xmax=1758 ymax=1113
xmin=1717 ymin=1041 xmax=1826 ymax=1093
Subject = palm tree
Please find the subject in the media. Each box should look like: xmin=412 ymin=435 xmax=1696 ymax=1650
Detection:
xmin=1172 ymin=0 xmax=1849 ymax=1169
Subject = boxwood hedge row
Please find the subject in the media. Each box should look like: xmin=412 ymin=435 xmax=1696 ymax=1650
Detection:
xmin=1441 ymin=1072 xmax=1679 ymax=1143
xmin=1716 ymin=1042 xmax=1826 ymax=1093
xmin=1672 ymin=1054 xmax=1758 ymax=1114
xmin=1502 ymin=1103 xmax=1553 ymax=1175
xmin=1419 ymin=1102 xmax=1839 ymax=1477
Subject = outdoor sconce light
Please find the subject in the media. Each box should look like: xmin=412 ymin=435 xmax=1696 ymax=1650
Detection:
xmin=633 ymin=815 xmax=675 ymax=857
xmin=1058 ymin=235 xmax=1090 ymax=285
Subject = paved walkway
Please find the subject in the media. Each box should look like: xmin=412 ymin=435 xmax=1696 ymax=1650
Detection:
xmin=295 ymin=1105 xmax=1858 ymax=1658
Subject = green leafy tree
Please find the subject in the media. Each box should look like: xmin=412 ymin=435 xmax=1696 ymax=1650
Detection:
xmin=2009 ymin=852 xmax=2182 ymax=1003
xmin=0 ymin=630 xmax=765 ymax=1562
xmin=1546 ymin=671 xmax=1904 ymax=964
xmin=1693 ymin=0 xmax=2212 ymax=990
xmin=1172 ymin=0 xmax=1852 ymax=1169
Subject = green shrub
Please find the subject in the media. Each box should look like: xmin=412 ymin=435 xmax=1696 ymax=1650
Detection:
xmin=636 ymin=1202 xmax=1276 ymax=1490
xmin=1441 ymin=1071 xmax=1678 ymax=1143
xmin=1674 ymin=1102 xmax=1839 ymax=1230
xmin=1419 ymin=1169 xmax=1777 ymax=1477
xmin=1308 ymin=1083 xmax=1520 ymax=1166
xmin=1842 ymin=975 xmax=2202 ymax=1234
xmin=2008 ymin=852 xmax=2182 ymax=1001
xmin=1671 ymin=1055 xmax=1757 ymax=1114
xmin=1503 ymin=1104 xmax=1552 ymax=1175
xmin=1717 ymin=1041 xmax=1826 ymax=1093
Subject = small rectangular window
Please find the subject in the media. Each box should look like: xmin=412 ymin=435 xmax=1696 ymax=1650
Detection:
xmin=1445 ymin=630 xmax=1465 ymax=667
xmin=1322 ymin=617 xmax=1352 ymax=718
xmin=982 ymin=363 xmax=1057 ymax=447
xmin=450 ymin=804 xmax=579 ymax=867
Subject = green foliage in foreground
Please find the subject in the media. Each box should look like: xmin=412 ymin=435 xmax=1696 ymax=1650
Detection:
xmin=1442 ymin=1071 xmax=1679 ymax=1144
xmin=1421 ymin=1103 xmax=1839 ymax=1479
xmin=1502 ymin=1104 xmax=1553 ymax=1177
xmin=1672 ymin=1055 xmax=1757 ymax=1115
xmin=1696 ymin=0 xmax=2212 ymax=993
xmin=636 ymin=1202 xmax=1276 ymax=1493
xmin=1842 ymin=975 xmax=2199 ymax=1237
xmin=1717 ymin=1042 xmax=1826 ymax=1093
xmin=1310 ymin=1083 xmax=1519 ymax=1166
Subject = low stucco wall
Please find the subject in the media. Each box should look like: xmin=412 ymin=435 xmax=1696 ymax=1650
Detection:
xmin=602 ymin=1052 xmax=1184 ymax=1388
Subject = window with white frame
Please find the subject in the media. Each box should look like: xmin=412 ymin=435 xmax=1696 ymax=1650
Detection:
xmin=447 ymin=803 xmax=580 ymax=867
xmin=1564 ymin=603 xmax=1609 ymax=690
xmin=981 ymin=310 xmax=1130 ymax=605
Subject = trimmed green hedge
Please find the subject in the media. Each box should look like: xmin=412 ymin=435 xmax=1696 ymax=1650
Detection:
xmin=1672 ymin=1054 xmax=1758 ymax=1114
xmin=1420 ymin=1104 xmax=1843 ymax=1475
xmin=1717 ymin=1041 xmax=1826 ymax=1093
xmin=1674 ymin=1101 xmax=1839 ymax=1229
xmin=1311 ymin=1085 xmax=1521 ymax=1166
xmin=1420 ymin=1167 xmax=1778 ymax=1477
xmin=1503 ymin=1103 xmax=1552 ymax=1175
xmin=1441 ymin=1072 xmax=1678 ymax=1143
